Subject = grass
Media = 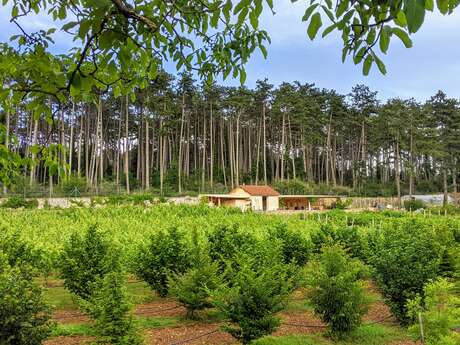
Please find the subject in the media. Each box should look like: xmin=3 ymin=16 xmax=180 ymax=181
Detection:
xmin=337 ymin=324 xmax=411 ymax=345
xmin=43 ymin=280 xmax=157 ymax=310
xmin=253 ymin=324 xmax=412 ymax=345
xmin=51 ymin=316 xmax=179 ymax=337
xmin=51 ymin=323 xmax=95 ymax=337
xmin=253 ymin=334 xmax=327 ymax=345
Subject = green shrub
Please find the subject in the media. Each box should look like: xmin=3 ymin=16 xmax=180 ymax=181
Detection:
xmin=439 ymin=245 xmax=460 ymax=278
xmin=212 ymin=257 xmax=292 ymax=344
xmin=0 ymin=255 xmax=54 ymax=345
xmin=306 ymin=245 xmax=369 ymax=339
xmin=83 ymin=268 xmax=143 ymax=344
xmin=407 ymin=278 xmax=460 ymax=345
xmin=369 ymin=220 xmax=444 ymax=323
xmin=268 ymin=223 xmax=311 ymax=266
xmin=208 ymin=224 xmax=256 ymax=266
xmin=404 ymin=199 xmax=426 ymax=211
xmin=0 ymin=231 xmax=42 ymax=269
xmin=59 ymin=224 xmax=113 ymax=300
xmin=134 ymin=227 xmax=190 ymax=297
xmin=1 ymin=196 xmax=38 ymax=209
xmin=168 ymin=256 xmax=222 ymax=318
xmin=311 ymin=223 xmax=365 ymax=259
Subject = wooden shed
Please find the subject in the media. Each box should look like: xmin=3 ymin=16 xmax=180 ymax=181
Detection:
xmin=279 ymin=195 xmax=341 ymax=210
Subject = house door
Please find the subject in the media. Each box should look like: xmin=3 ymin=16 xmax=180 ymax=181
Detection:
xmin=262 ymin=197 xmax=267 ymax=211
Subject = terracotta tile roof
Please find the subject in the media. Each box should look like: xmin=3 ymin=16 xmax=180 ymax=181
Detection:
xmin=238 ymin=185 xmax=280 ymax=196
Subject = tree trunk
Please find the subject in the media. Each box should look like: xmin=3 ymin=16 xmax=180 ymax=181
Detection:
xmin=124 ymin=95 xmax=130 ymax=194
xmin=395 ymin=139 xmax=401 ymax=207
xmin=145 ymin=112 xmax=150 ymax=190
xmin=262 ymin=102 xmax=267 ymax=184
xmin=30 ymin=118 xmax=39 ymax=186
xmin=209 ymin=101 xmax=214 ymax=189
xmin=3 ymin=108 xmax=10 ymax=194
xmin=178 ymin=93 xmax=185 ymax=193
xmin=443 ymin=164 xmax=448 ymax=207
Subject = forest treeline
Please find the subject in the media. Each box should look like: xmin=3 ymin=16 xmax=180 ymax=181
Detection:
xmin=1 ymin=72 xmax=459 ymax=197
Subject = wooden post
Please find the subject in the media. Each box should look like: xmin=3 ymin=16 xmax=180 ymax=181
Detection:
xmin=418 ymin=312 xmax=425 ymax=344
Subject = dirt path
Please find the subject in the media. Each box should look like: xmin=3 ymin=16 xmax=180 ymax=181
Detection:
xmin=48 ymin=285 xmax=413 ymax=345
xmin=52 ymin=299 xmax=186 ymax=324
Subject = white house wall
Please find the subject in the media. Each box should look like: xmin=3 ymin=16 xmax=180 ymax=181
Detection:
xmin=267 ymin=196 xmax=279 ymax=211
xmin=250 ymin=196 xmax=263 ymax=211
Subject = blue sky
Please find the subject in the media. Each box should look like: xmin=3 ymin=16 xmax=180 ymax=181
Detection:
xmin=1 ymin=1 xmax=460 ymax=101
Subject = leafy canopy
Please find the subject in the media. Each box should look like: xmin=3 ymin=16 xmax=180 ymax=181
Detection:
xmin=1 ymin=0 xmax=272 ymax=110
xmin=1 ymin=0 xmax=459 ymax=112
xmin=301 ymin=0 xmax=460 ymax=75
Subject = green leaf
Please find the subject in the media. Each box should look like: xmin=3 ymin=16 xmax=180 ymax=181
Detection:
xmin=233 ymin=0 xmax=249 ymax=14
xmin=307 ymin=13 xmax=322 ymax=40
xmin=322 ymin=23 xmax=337 ymax=38
xmin=379 ymin=26 xmax=391 ymax=53
xmin=260 ymin=45 xmax=268 ymax=58
xmin=366 ymin=28 xmax=376 ymax=45
xmin=392 ymin=28 xmax=413 ymax=47
xmin=394 ymin=11 xmax=408 ymax=27
xmin=239 ymin=68 xmax=247 ymax=84
xmin=436 ymin=0 xmax=449 ymax=13
xmin=238 ymin=7 xmax=249 ymax=25
xmin=223 ymin=0 xmax=232 ymax=22
xmin=11 ymin=6 xmax=19 ymax=18
xmin=362 ymin=54 xmax=373 ymax=75
xmin=405 ymin=0 xmax=426 ymax=33
xmin=341 ymin=46 xmax=348 ymax=63
xmin=249 ymin=11 xmax=259 ymax=29
xmin=373 ymin=54 xmax=387 ymax=74
xmin=62 ymin=21 xmax=79 ymax=31
xmin=425 ymin=0 xmax=434 ymax=10
xmin=321 ymin=5 xmax=335 ymax=22
xmin=353 ymin=47 xmax=367 ymax=64
xmin=302 ymin=4 xmax=319 ymax=22
xmin=210 ymin=9 xmax=220 ymax=28
xmin=336 ymin=0 xmax=349 ymax=17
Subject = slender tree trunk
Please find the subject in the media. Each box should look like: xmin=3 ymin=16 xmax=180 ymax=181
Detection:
xmin=124 ymin=95 xmax=130 ymax=194
xmin=255 ymin=119 xmax=262 ymax=184
xmin=209 ymin=101 xmax=213 ymax=189
xmin=145 ymin=113 xmax=150 ymax=190
xmin=115 ymin=100 xmax=122 ymax=190
xmin=453 ymin=162 xmax=457 ymax=193
xmin=229 ymin=119 xmax=234 ymax=189
xmin=280 ymin=112 xmax=285 ymax=180
xmin=77 ymin=107 xmax=83 ymax=178
xmin=443 ymin=164 xmax=448 ymax=207
xmin=220 ymin=118 xmax=227 ymax=187
xmin=178 ymin=93 xmax=185 ymax=193
xmin=262 ymin=102 xmax=267 ymax=184
xmin=98 ymin=96 xmax=103 ymax=184
xmin=395 ymin=139 xmax=401 ymax=206
xmin=68 ymin=103 xmax=75 ymax=175
xmin=3 ymin=108 xmax=10 ymax=194
xmin=235 ymin=113 xmax=240 ymax=186
xmin=409 ymin=119 xmax=414 ymax=197
xmin=288 ymin=115 xmax=295 ymax=180
xmin=30 ymin=117 xmax=39 ymax=186
xmin=201 ymin=109 xmax=207 ymax=191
